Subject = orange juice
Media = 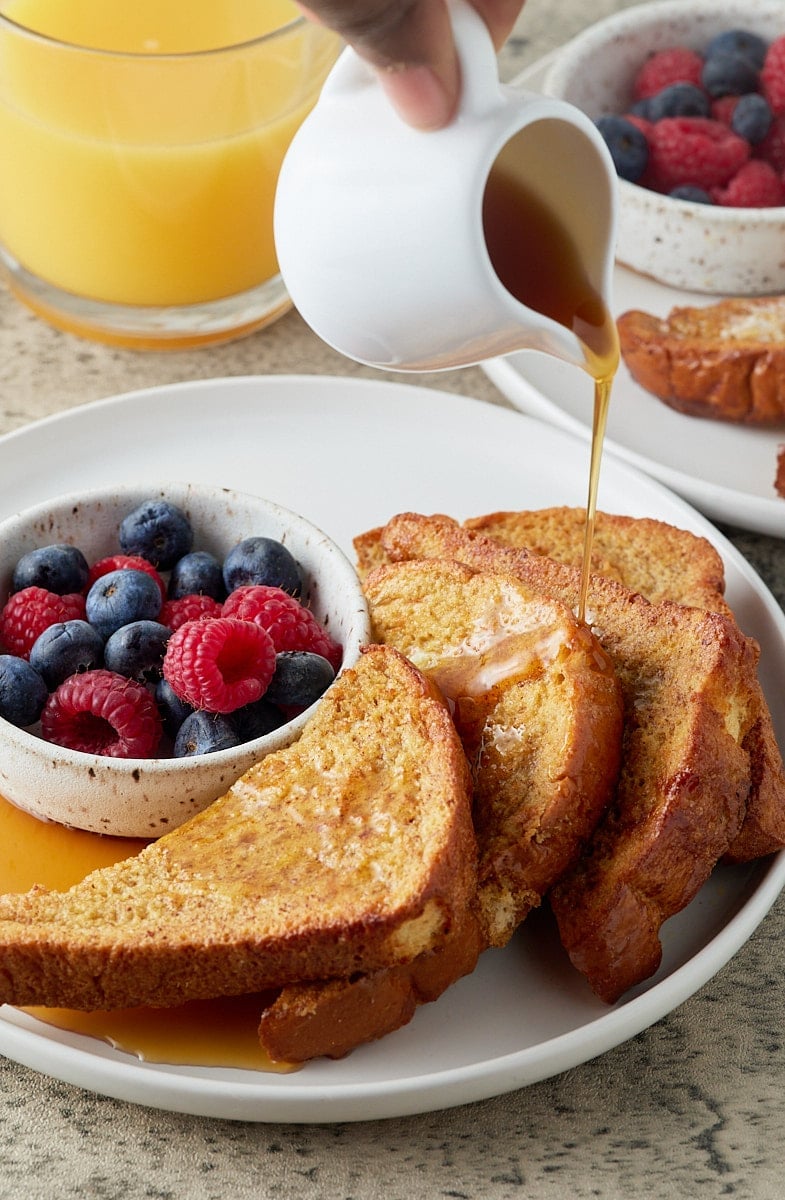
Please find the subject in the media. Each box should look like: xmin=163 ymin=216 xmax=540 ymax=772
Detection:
xmin=0 ymin=1 xmax=340 ymax=311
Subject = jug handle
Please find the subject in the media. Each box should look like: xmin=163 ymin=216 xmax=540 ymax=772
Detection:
xmin=449 ymin=0 xmax=504 ymax=118
xmin=318 ymin=0 xmax=503 ymax=119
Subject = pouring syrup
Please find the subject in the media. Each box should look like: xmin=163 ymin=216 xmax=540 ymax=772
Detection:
xmin=483 ymin=149 xmax=620 ymax=622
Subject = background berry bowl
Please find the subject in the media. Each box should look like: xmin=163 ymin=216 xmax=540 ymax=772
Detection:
xmin=544 ymin=0 xmax=785 ymax=294
xmin=0 ymin=482 xmax=370 ymax=838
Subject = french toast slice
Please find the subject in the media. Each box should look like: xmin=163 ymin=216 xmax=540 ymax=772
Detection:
xmin=0 ymin=645 xmax=477 ymax=1012
xmin=257 ymin=558 xmax=622 ymax=1061
xmin=617 ymin=297 xmax=785 ymax=426
xmin=361 ymin=513 xmax=763 ymax=1003
xmin=459 ymin=506 xmax=785 ymax=863
xmin=257 ymin=902 xmax=486 ymax=1062
xmin=361 ymin=559 xmax=623 ymax=946
xmin=463 ymin=507 xmax=731 ymax=614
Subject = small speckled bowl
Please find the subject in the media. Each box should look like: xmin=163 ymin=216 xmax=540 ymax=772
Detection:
xmin=544 ymin=0 xmax=785 ymax=295
xmin=0 ymin=483 xmax=370 ymax=838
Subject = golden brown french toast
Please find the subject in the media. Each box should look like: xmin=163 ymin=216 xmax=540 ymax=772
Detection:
xmin=464 ymin=507 xmax=731 ymax=615
xmin=258 ymin=558 xmax=623 ymax=1060
xmin=362 ymin=558 xmax=623 ymax=946
xmin=459 ymin=506 xmax=785 ymax=863
xmin=360 ymin=513 xmax=765 ymax=1003
xmin=257 ymin=903 xmax=486 ymax=1063
xmin=617 ymin=297 xmax=785 ymax=426
xmin=0 ymin=645 xmax=477 ymax=1012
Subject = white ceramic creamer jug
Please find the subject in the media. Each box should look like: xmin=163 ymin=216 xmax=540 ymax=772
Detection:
xmin=274 ymin=0 xmax=619 ymax=374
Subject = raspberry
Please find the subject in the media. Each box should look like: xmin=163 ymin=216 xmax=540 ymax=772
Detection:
xmin=643 ymin=117 xmax=750 ymax=192
xmin=0 ymin=587 xmax=86 ymax=659
xmin=633 ymin=47 xmax=704 ymax=100
xmin=160 ymin=593 xmax=223 ymax=631
xmin=87 ymin=554 xmax=166 ymax=600
xmin=713 ymin=159 xmax=785 ymax=207
xmin=163 ymin=616 xmax=277 ymax=713
xmin=222 ymin=586 xmax=342 ymax=670
xmin=711 ymin=95 xmax=739 ymax=125
xmin=761 ymin=35 xmax=785 ymax=116
xmin=755 ymin=111 xmax=785 ymax=173
xmin=41 ymin=669 xmax=162 ymax=758
xmin=623 ymin=113 xmax=653 ymax=137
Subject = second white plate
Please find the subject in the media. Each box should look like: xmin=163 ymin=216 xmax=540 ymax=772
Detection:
xmin=483 ymin=55 xmax=785 ymax=538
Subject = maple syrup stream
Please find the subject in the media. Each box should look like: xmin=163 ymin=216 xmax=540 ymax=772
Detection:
xmin=483 ymin=155 xmax=620 ymax=621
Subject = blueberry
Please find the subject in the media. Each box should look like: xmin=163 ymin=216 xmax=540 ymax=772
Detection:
xmin=231 ymin=697 xmax=287 ymax=743
xmin=265 ymin=651 xmax=335 ymax=709
xmin=704 ymin=29 xmax=769 ymax=71
xmin=12 ymin=543 xmax=89 ymax=596
xmin=701 ymin=51 xmax=760 ymax=98
xmin=173 ymin=710 xmax=240 ymax=757
xmin=0 ymin=655 xmax=48 ymax=727
xmin=730 ymin=93 xmax=773 ymax=144
xmin=85 ymin=568 xmax=163 ymax=639
xmin=103 ymin=620 xmax=171 ymax=683
xmin=155 ymin=677 xmax=194 ymax=738
xmin=669 ymin=185 xmax=715 ymax=204
xmin=119 ymin=499 xmax=193 ymax=570
xmin=222 ymin=537 xmax=303 ymax=597
xmin=647 ymin=83 xmax=711 ymax=121
xmin=595 ymin=115 xmax=649 ymax=182
xmin=167 ymin=550 xmax=225 ymax=600
xmin=29 ymin=619 xmax=104 ymax=689
xmin=628 ymin=97 xmax=652 ymax=119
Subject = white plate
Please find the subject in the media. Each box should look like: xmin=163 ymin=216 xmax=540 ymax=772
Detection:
xmin=0 ymin=374 xmax=783 ymax=1124
xmin=483 ymin=55 xmax=785 ymax=539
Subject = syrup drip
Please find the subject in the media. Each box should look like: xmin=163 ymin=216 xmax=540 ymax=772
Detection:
xmin=483 ymin=149 xmax=620 ymax=622
xmin=0 ymin=795 xmax=292 ymax=1071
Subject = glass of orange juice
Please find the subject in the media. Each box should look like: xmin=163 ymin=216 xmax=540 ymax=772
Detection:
xmin=0 ymin=1 xmax=341 ymax=348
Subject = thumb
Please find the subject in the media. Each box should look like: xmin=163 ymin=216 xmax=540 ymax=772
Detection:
xmin=296 ymin=1 xmax=461 ymax=130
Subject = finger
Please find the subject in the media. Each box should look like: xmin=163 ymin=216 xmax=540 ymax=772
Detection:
xmin=297 ymin=0 xmax=460 ymax=129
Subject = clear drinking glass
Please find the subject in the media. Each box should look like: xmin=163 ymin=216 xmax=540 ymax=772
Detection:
xmin=0 ymin=1 xmax=341 ymax=347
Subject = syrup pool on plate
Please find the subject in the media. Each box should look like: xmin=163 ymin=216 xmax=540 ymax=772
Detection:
xmin=0 ymin=794 xmax=291 ymax=1071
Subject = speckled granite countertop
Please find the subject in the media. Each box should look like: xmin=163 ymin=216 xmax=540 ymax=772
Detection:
xmin=1 ymin=2 xmax=784 ymax=1197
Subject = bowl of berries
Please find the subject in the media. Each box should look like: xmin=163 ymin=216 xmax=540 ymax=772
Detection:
xmin=544 ymin=0 xmax=785 ymax=294
xmin=0 ymin=482 xmax=370 ymax=838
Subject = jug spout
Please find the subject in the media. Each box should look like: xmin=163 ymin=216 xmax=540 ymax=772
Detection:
xmin=480 ymin=108 xmax=619 ymax=376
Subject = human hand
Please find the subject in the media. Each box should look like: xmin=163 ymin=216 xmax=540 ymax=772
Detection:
xmin=296 ymin=1 xmax=525 ymax=129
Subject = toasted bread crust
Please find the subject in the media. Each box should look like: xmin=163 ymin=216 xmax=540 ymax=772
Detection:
xmin=0 ymin=646 xmax=476 ymax=1011
xmin=364 ymin=512 xmax=764 ymax=1002
xmin=464 ymin=507 xmax=730 ymax=615
xmin=617 ymin=298 xmax=785 ymax=426
xmin=456 ymin=506 xmax=785 ymax=865
xmin=257 ymin=904 xmax=485 ymax=1062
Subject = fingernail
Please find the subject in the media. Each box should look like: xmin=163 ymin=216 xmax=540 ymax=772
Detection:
xmin=378 ymin=65 xmax=457 ymax=131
